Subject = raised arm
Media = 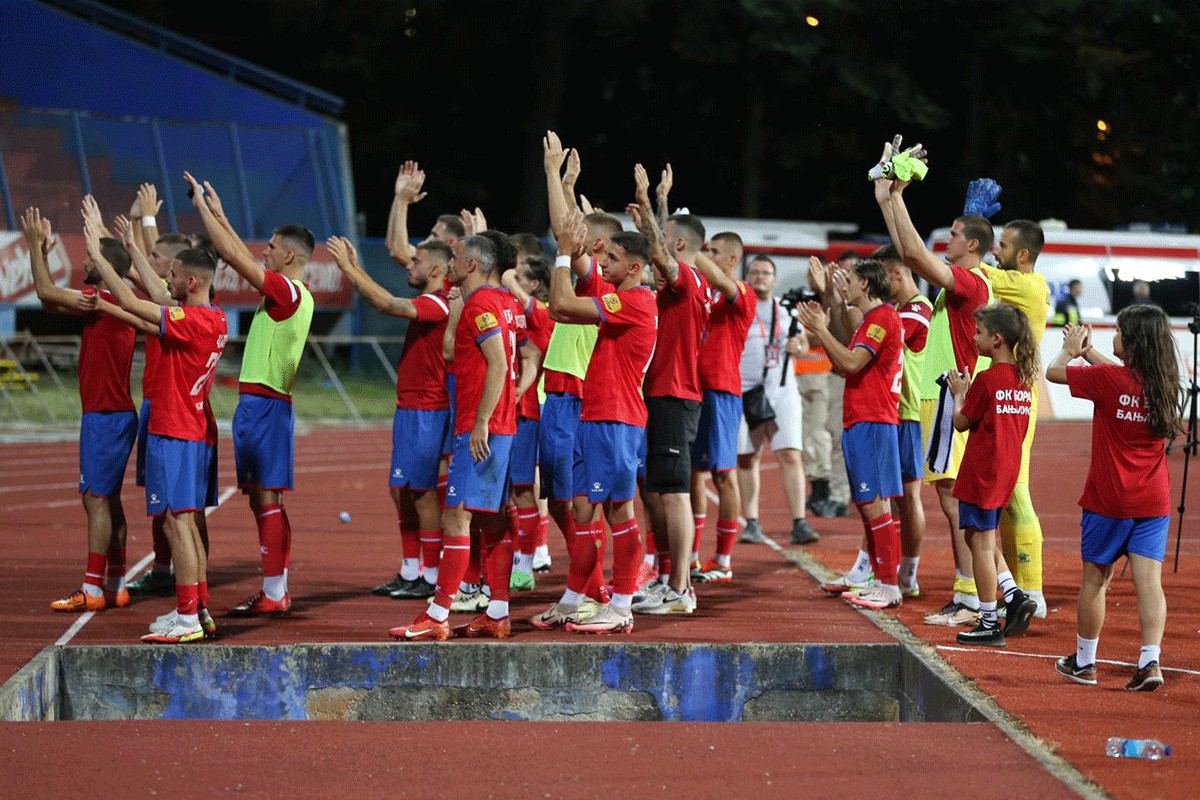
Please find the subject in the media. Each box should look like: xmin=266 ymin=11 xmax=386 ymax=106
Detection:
xmin=328 ymin=235 xmax=420 ymax=319
xmin=631 ymin=164 xmax=678 ymax=285
xmin=543 ymin=131 xmax=572 ymax=242
xmin=183 ymin=171 xmax=264 ymax=290
xmin=887 ymin=182 xmax=955 ymax=291
xmin=129 ymin=182 xmax=161 ymax=258
xmin=694 ymin=250 xmax=737 ymax=300
xmin=1045 ymin=324 xmax=1114 ymax=384
xmin=655 ymin=163 xmax=673 ymax=230
xmin=112 ymin=214 xmax=172 ymax=305
xmin=501 ymin=268 xmax=532 ymax=309
xmin=561 ymin=147 xmax=581 ymax=214
xmin=22 ymin=207 xmax=80 ymax=312
xmin=386 ymin=160 xmax=426 ymax=267
xmin=83 ymin=213 xmax=161 ymax=327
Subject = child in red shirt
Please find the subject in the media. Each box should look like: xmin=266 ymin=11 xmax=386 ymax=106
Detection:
xmin=946 ymin=303 xmax=1040 ymax=646
xmin=1046 ymin=305 xmax=1183 ymax=691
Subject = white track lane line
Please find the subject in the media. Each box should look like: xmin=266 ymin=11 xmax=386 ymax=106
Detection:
xmin=936 ymin=645 xmax=1200 ymax=677
xmin=54 ymin=486 xmax=237 ymax=647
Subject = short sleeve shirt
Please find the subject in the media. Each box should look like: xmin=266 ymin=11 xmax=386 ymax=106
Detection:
xmin=518 ymin=298 xmax=552 ymax=420
xmin=1068 ymin=363 xmax=1171 ymax=518
xmin=453 ymin=285 xmax=517 ymax=436
xmin=843 ymin=304 xmax=903 ymax=429
xmin=150 ymin=304 xmax=228 ymax=442
xmin=698 ymin=280 xmax=757 ymax=396
xmin=582 ymin=286 xmax=658 ymax=426
xmin=396 ymin=289 xmax=450 ymax=411
xmin=78 ymin=289 xmax=136 ymax=413
xmin=644 ymin=263 xmax=710 ymax=401
xmin=953 ymin=363 xmax=1032 ymax=510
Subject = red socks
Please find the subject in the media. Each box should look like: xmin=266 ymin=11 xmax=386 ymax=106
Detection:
xmin=866 ymin=512 xmax=900 ymax=585
xmin=85 ymin=551 xmax=106 ymax=589
xmin=433 ymin=534 xmax=470 ymax=609
xmin=255 ymin=504 xmax=288 ymax=577
xmin=715 ymin=518 xmax=738 ymax=558
xmin=610 ymin=518 xmax=644 ymax=595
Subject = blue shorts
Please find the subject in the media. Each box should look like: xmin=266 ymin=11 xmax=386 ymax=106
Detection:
xmin=233 ymin=394 xmax=296 ymax=491
xmin=442 ymin=374 xmax=457 ymax=457
xmin=573 ymin=421 xmax=643 ymax=504
xmin=390 ymin=407 xmax=449 ymax=490
xmin=445 ymin=432 xmax=513 ymax=513
xmin=843 ymin=422 xmax=902 ymax=504
xmin=959 ymin=500 xmax=1001 ymax=532
xmin=898 ymin=419 xmax=925 ymax=484
xmin=691 ymin=390 xmax=742 ymax=473
xmin=144 ymin=435 xmax=213 ymax=515
xmin=510 ymin=417 xmax=540 ymax=487
xmin=538 ymin=393 xmax=582 ymax=501
xmin=638 ymin=432 xmax=647 ymax=480
xmin=1081 ymin=511 xmax=1169 ymax=564
xmin=136 ymin=398 xmax=151 ymax=486
xmin=79 ymin=410 xmax=137 ymax=498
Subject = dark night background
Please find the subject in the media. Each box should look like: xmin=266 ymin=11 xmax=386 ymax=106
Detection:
xmin=97 ymin=0 xmax=1200 ymax=242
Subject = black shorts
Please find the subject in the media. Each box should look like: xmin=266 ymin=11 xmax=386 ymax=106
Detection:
xmin=644 ymin=396 xmax=702 ymax=493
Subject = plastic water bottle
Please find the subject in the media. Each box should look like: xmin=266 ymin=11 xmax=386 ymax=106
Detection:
xmin=1106 ymin=737 xmax=1171 ymax=760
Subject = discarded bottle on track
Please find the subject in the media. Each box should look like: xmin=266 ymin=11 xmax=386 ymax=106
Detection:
xmin=1106 ymin=737 xmax=1172 ymax=760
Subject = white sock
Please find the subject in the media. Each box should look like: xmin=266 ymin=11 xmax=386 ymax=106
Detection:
xmin=1139 ymin=645 xmax=1161 ymax=669
xmin=514 ymin=553 xmax=534 ymax=573
xmin=848 ymin=550 xmax=873 ymax=582
xmin=262 ymin=574 xmax=287 ymax=601
xmin=486 ymin=601 xmax=509 ymax=619
xmin=899 ymin=556 xmax=919 ymax=586
xmin=979 ymin=600 xmax=998 ymax=626
xmin=423 ymin=567 xmax=438 ymax=585
xmin=610 ymin=593 xmax=633 ymax=610
xmin=958 ymin=593 xmax=980 ymax=611
xmin=535 ymin=544 xmax=550 ymax=559
xmin=460 ymin=582 xmax=480 ymax=595
xmin=997 ymin=571 xmax=1018 ymax=603
xmin=400 ymin=558 xmax=421 ymax=581
xmin=643 ymin=553 xmax=657 ymax=566
xmin=82 ymin=583 xmax=104 ymax=598
xmin=427 ymin=603 xmax=450 ymax=622
xmin=560 ymin=589 xmax=585 ymax=607
xmin=178 ymin=612 xmax=199 ymax=628
xmin=1077 ymin=635 xmax=1099 ymax=667
xmin=716 ymin=554 xmax=731 ymax=568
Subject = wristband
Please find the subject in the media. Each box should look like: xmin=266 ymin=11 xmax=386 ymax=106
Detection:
xmin=141 ymin=216 xmax=157 ymax=228
xmin=554 ymin=255 xmax=572 ymax=268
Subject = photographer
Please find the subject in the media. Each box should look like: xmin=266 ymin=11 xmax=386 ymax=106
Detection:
xmin=735 ymin=254 xmax=820 ymax=546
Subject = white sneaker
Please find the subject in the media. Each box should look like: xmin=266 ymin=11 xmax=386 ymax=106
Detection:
xmin=1032 ymin=592 xmax=1048 ymax=619
xmin=640 ymin=587 xmax=697 ymax=615
xmin=531 ymin=551 xmax=552 ymax=573
xmin=632 ymin=579 xmax=668 ymax=608
xmin=149 ymin=610 xmax=179 ymax=635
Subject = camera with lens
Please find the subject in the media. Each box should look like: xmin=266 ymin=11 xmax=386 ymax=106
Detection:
xmin=779 ymin=287 xmax=817 ymax=336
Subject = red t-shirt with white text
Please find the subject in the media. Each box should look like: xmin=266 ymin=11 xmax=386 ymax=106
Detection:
xmin=953 ymin=362 xmax=1032 ymax=510
xmin=842 ymin=304 xmax=903 ymax=428
xmin=150 ymin=304 xmax=227 ymax=442
xmin=1068 ymin=363 xmax=1171 ymax=518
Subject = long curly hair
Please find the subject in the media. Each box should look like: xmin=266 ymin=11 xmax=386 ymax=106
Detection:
xmin=1117 ymin=304 xmax=1184 ymax=439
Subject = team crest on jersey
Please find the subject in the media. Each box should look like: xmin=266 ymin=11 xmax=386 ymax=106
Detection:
xmin=503 ymin=308 xmax=514 ymax=324
xmin=169 ymin=307 xmax=186 ymax=321
xmin=475 ymin=311 xmax=499 ymax=331
xmin=602 ymin=294 xmax=622 ymax=313
xmin=866 ymin=323 xmax=886 ymax=343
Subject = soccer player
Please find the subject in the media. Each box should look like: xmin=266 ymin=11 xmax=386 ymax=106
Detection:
xmin=392 ymin=234 xmax=519 ymax=641
xmin=529 ymin=205 xmax=658 ymax=634
xmin=184 ymin=172 xmax=315 ymax=618
xmin=980 ymin=219 xmax=1052 ymax=619
xmin=689 ymin=231 xmax=757 ymax=583
xmin=327 ymin=236 xmax=453 ymax=601
xmin=628 ymin=164 xmax=710 ymax=616
xmin=799 ymin=259 xmax=905 ymax=610
xmin=874 ymin=141 xmax=993 ymax=626
xmin=25 ymin=207 xmax=137 ymax=614
xmin=83 ymin=210 xmax=227 ymax=644
xmin=501 ymin=256 xmax=553 ymax=591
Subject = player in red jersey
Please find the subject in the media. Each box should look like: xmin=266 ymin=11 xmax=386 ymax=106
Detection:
xmin=800 ymin=259 xmax=905 ymax=611
xmin=946 ymin=303 xmax=1039 ymax=646
xmin=689 ymin=231 xmax=758 ymax=583
xmin=529 ymin=207 xmax=658 ymax=635
xmin=501 ymin=256 xmax=554 ymax=591
xmin=392 ymin=234 xmax=519 ymax=641
xmin=328 ymin=236 xmax=454 ymax=601
xmin=1048 ymin=307 xmax=1182 ymax=689
xmin=84 ymin=210 xmax=227 ymax=644
xmin=25 ymin=207 xmax=137 ymax=614
xmin=626 ymin=164 xmax=711 ymax=616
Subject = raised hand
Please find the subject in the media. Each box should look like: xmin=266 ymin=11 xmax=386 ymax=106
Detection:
xmin=798 ymin=300 xmax=829 ymax=334
xmin=562 ymin=147 xmax=581 ymax=190
xmin=112 ymin=215 xmax=136 ymax=249
xmin=807 ymin=256 xmax=829 ymax=296
xmin=137 ymin=182 xmax=162 ymax=218
xmin=394 ymin=161 xmax=427 ymax=204
xmin=1062 ymin=324 xmax=1091 ymax=358
xmin=20 ymin=207 xmax=48 ymax=252
xmin=963 ymin=178 xmax=1002 ymax=219
xmin=656 ymin=163 xmax=673 ymax=203
xmin=543 ymin=130 xmax=567 ymax=177
xmin=81 ymin=195 xmax=108 ymax=237
xmin=560 ymin=208 xmax=588 ymax=258
xmin=945 ymin=369 xmax=971 ymax=399
xmin=633 ymin=163 xmax=652 ymax=209
xmin=326 ymin=235 xmax=358 ymax=271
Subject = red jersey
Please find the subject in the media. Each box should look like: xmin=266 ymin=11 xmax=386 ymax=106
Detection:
xmin=582 ymin=286 xmax=658 ymax=427
xmin=453 ymin=285 xmax=517 ymax=436
xmin=1068 ymin=363 xmax=1172 ymax=518
xmin=150 ymin=304 xmax=228 ymax=443
xmin=698 ymin=280 xmax=757 ymax=396
xmin=843 ymin=304 xmax=903 ymax=428
xmin=396 ymin=289 xmax=450 ymax=411
xmin=944 ymin=265 xmax=990 ymax=373
xmin=645 ymin=263 xmax=709 ymax=401
xmin=518 ymin=297 xmax=552 ymax=421
xmin=953 ymin=362 xmax=1032 ymax=510
xmin=78 ymin=289 xmax=136 ymax=413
